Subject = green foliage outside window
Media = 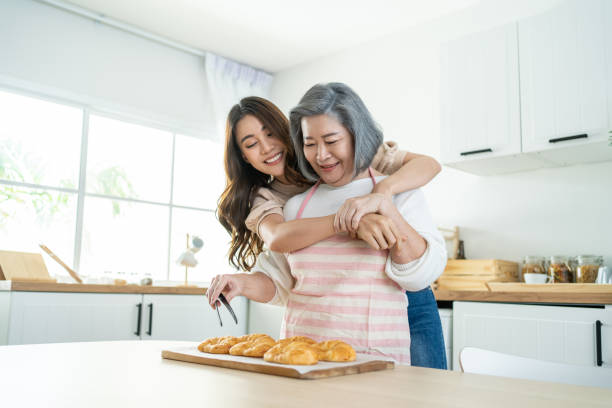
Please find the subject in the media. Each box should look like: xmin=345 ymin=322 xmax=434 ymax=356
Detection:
xmin=0 ymin=140 xmax=136 ymax=226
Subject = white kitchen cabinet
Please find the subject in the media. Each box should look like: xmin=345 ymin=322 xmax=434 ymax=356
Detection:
xmin=439 ymin=308 xmax=453 ymax=369
xmin=605 ymin=0 xmax=612 ymax=129
xmin=142 ymin=294 xmax=246 ymax=341
xmin=7 ymin=292 xmax=142 ymax=345
xmin=519 ymin=0 xmax=609 ymax=155
xmin=452 ymin=301 xmax=612 ymax=372
xmin=0 ymin=291 xmax=248 ymax=345
xmin=440 ymin=23 xmax=521 ymax=165
xmin=440 ymin=0 xmax=612 ymax=175
xmin=0 ymin=291 xmax=10 ymax=344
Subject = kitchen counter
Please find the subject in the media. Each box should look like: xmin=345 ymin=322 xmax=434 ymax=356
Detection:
xmin=433 ymin=287 xmax=612 ymax=305
xmin=0 ymin=340 xmax=609 ymax=407
xmin=2 ymin=281 xmax=610 ymax=304
xmin=0 ymin=280 xmax=207 ymax=295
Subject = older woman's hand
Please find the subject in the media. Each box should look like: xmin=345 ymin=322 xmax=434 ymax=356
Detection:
xmin=334 ymin=193 xmax=391 ymax=233
xmin=354 ymin=213 xmax=402 ymax=250
xmin=207 ymin=274 xmax=245 ymax=309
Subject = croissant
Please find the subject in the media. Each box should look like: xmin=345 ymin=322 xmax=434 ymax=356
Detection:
xmin=197 ymin=336 xmax=241 ymax=354
xmin=229 ymin=334 xmax=276 ymax=357
xmin=316 ymin=340 xmax=356 ymax=362
xmin=263 ymin=341 xmax=319 ymax=365
xmin=277 ymin=336 xmax=317 ymax=346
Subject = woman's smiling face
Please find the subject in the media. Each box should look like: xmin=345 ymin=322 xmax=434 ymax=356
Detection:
xmin=235 ymin=114 xmax=287 ymax=181
xmin=301 ymin=114 xmax=355 ymax=186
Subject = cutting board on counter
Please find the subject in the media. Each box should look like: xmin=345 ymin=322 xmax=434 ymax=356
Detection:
xmin=0 ymin=250 xmax=55 ymax=282
xmin=162 ymin=345 xmax=394 ymax=380
xmin=486 ymin=282 xmax=612 ymax=293
xmin=436 ymin=259 xmax=519 ymax=290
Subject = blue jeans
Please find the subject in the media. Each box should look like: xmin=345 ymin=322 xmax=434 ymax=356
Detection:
xmin=407 ymin=287 xmax=447 ymax=369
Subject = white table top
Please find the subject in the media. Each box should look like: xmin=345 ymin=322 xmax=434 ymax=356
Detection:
xmin=0 ymin=341 xmax=610 ymax=408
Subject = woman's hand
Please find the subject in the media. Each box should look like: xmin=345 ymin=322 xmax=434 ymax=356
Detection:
xmin=334 ymin=193 xmax=392 ymax=233
xmin=207 ymin=274 xmax=245 ymax=309
xmin=355 ymin=213 xmax=402 ymax=250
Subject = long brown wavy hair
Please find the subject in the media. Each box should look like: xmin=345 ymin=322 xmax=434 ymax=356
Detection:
xmin=217 ymin=96 xmax=310 ymax=271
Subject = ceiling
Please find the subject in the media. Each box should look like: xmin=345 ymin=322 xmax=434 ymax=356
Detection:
xmin=63 ymin=0 xmax=480 ymax=73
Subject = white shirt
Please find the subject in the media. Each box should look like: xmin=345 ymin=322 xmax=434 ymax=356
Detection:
xmin=254 ymin=176 xmax=447 ymax=306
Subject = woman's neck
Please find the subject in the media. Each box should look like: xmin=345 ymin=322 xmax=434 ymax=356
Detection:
xmin=272 ymin=175 xmax=290 ymax=184
xmin=324 ymin=167 xmax=373 ymax=187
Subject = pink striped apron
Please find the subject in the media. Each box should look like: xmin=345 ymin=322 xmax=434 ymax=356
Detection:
xmin=281 ymin=168 xmax=411 ymax=364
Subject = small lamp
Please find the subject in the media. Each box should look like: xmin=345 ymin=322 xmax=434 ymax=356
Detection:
xmin=176 ymin=233 xmax=203 ymax=287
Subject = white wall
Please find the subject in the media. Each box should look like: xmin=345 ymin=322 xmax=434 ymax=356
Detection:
xmin=0 ymin=0 xmax=214 ymax=137
xmin=270 ymin=0 xmax=612 ymax=266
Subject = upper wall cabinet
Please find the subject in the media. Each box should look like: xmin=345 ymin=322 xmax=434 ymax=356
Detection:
xmin=440 ymin=23 xmax=521 ymax=164
xmin=519 ymin=0 xmax=608 ymax=152
xmin=605 ymin=0 xmax=612 ymax=133
xmin=441 ymin=0 xmax=612 ymax=175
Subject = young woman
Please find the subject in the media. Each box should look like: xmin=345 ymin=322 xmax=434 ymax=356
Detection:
xmin=214 ymin=93 xmax=447 ymax=368
xmin=209 ymin=83 xmax=447 ymax=364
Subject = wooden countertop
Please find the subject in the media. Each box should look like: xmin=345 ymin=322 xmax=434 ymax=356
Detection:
xmin=0 ymin=280 xmax=207 ymax=295
xmin=433 ymin=286 xmax=612 ymax=305
xmin=2 ymin=281 xmax=611 ymax=304
xmin=0 ymin=341 xmax=609 ymax=408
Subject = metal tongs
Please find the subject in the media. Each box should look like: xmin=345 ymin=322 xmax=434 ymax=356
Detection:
xmin=215 ymin=293 xmax=238 ymax=327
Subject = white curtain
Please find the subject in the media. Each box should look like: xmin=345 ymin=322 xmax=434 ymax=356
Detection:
xmin=205 ymin=52 xmax=274 ymax=141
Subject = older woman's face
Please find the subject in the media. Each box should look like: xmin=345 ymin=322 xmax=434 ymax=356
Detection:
xmin=301 ymin=114 xmax=354 ymax=186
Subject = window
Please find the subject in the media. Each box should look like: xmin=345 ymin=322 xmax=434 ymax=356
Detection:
xmin=0 ymin=88 xmax=233 ymax=283
xmin=0 ymin=90 xmax=81 ymax=277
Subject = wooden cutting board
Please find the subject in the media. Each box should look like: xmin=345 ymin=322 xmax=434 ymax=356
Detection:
xmin=161 ymin=345 xmax=394 ymax=379
xmin=0 ymin=250 xmax=55 ymax=282
xmin=486 ymin=282 xmax=612 ymax=293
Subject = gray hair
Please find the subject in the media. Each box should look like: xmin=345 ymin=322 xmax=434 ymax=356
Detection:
xmin=289 ymin=82 xmax=383 ymax=182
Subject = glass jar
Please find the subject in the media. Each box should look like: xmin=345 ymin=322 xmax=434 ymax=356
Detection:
xmin=523 ymin=256 xmax=546 ymax=281
xmin=548 ymin=256 xmax=573 ymax=283
xmin=575 ymin=255 xmax=603 ymax=283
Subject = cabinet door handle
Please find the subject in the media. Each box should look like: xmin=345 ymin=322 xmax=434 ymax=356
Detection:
xmin=460 ymin=148 xmax=492 ymax=156
xmin=548 ymin=134 xmax=587 ymax=143
xmin=146 ymin=303 xmax=153 ymax=336
xmin=134 ymin=303 xmax=142 ymax=336
xmin=596 ymin=320 xmax=603 ymax=367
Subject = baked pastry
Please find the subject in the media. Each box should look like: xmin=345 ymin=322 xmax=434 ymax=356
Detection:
xmin=263 ymin=341 xmax=319 ymax=365
xmin=229 ymin=334 xmax=276 ymax=357
xmin=316 ymin=340 xmax=356 ymax=362
xmin=197 ymin=336 xmax=241 ymax=354
xmin=277 ymin=336 xmax=316 ymax=346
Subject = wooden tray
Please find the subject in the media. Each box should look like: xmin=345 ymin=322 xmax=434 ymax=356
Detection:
xmin=161 ymin=345 xmax=394 ymax=380
xmin=436 ymin=259 xmax=519 ymax=290
xmin=486 ymin=282 xmax=612 ymax=293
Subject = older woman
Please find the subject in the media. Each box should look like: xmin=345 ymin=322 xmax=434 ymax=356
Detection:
xmin=208 ymin=83 xmax=447 ymax=365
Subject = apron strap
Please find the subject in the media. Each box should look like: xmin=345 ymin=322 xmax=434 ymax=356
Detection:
xmin=367 ymin=166 xmax=377 ymax=185
xmin=295 ymin=179 xmax=321 ymax=220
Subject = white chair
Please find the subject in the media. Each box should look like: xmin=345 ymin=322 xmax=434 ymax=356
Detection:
xmin=459 ymin=347 xmax=612 ymax=389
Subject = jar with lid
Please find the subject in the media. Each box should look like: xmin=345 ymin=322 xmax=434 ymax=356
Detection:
xmin=548 ymin=256 xmax=573 ymax=283
xmin=522 ymin=256 xmax=546 ymax=281
xmin=575 ymin=255 xmax=603 ymax=283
